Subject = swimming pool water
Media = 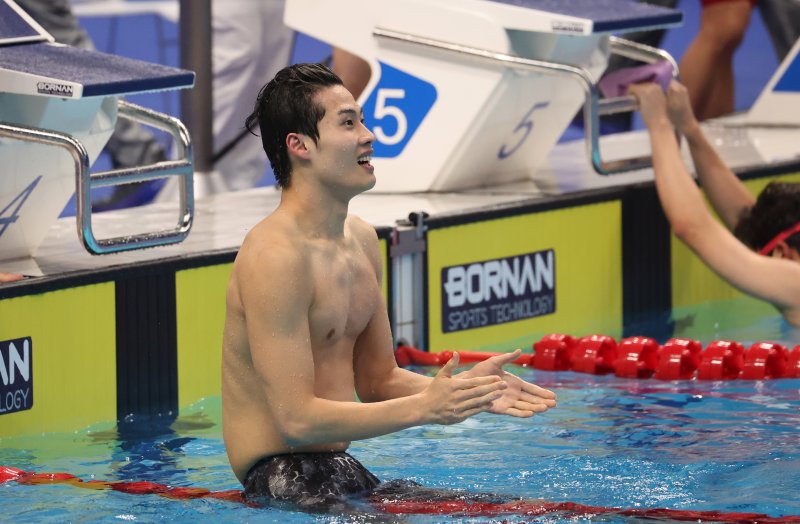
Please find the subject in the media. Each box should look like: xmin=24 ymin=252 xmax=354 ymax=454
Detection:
xmin=1 ymin=367 xmax=798 ymax=523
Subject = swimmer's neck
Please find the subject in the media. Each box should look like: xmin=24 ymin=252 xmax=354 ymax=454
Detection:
xmin=279 ymin=183 xmax=351 ymax=240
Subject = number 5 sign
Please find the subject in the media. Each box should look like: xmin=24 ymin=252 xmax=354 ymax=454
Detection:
xmin=362 ymin=62 xmax=437 ymax=158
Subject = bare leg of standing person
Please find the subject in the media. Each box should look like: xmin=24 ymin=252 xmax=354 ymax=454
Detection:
xmin=679 ymin=0 xmax=754 ymax=120
xmin=331 ymin=48 xmax=371 ymax=100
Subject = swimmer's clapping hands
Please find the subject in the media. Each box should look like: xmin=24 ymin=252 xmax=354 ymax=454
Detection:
xmin=459 ymin=349 xmax=557 ymax=418
xmin=421 ymin=353 xmax=508 ymax=425
xmin=421 ymin=350 xmax=557 ymax=425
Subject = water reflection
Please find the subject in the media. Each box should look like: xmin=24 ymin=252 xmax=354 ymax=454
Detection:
xmin=86 ymin=410 xmax=217 ymax=484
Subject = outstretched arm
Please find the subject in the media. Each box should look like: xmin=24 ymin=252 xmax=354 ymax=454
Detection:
xmin=630 ymin=81 xmax=800 ymax=317
xmin=664 ymin=82 xmax=755 ymax=230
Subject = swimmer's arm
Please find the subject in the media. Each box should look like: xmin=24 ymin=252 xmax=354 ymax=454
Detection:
xmin=689 ymin=222 xmax=800 ymax=314
xmin=681 ymin=121 xmax=755 ymax=231
xmin=352 ymin=300 xmax=432 ymax=402
xmin=242 ymin=242 xmax=504 ymax=447
xmin=642 ymin=93 xmax=800 ymax=312
xmin=350 ymin=218 xmax=432 ymax=401
xmin=348 ymin=217 xmax=554 ymax=406
xmin=663 ymin=81 xmax=755 ymax=230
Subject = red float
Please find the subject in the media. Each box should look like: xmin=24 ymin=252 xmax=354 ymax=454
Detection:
xmin=615 ymin=336 xmax=660 ymax=378
xmin=655 ymin=338 xmax=702 ymax=380
xmin=571 ymin=335 xmax=618 ymax=375
xmin=457 ymin=350 xmax=532 ymax=366
xmin=741 ymin=342 xmax=788 ymax=380
xmin=696 ymin=341 xmax=744 ymax=380
xmin=0 ymin=466 xmax=23 ymax=483
xmin=532 ymin=333 xmax=576 ymax=371
xmin=394 ymin=334 xmax=800 ymax=382
xmin=2 ymin=466 xmax=799 ymax=522
xmin=788 ymin=346 xmax=800 ymax=379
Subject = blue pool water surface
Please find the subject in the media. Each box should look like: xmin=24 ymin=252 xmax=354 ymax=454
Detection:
xmin=1 ymin=367 xmax=798 ymax=523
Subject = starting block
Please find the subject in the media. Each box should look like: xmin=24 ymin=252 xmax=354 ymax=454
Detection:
xmin=747 ymin=37 xmax=800 ymax=126
xmin=0 ymin=0 xmax=195 ymax=260
xmin=285 ymin=0 xmax=681 ymax=192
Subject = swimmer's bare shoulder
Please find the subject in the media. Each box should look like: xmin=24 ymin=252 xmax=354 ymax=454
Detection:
xmin=344 ymin=214 xmax=382 ymax=278
xmin=226 ymin=213 xmax=312 ymax=331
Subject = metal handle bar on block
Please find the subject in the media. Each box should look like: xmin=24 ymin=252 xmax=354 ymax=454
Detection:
xmin=594 ymin=37 xmax=678 ymax=117
xmin=0 ymin=101 xmax=194 ymax=254
xmin=589 ymin=36 xmax=680 ymax=173
xmin=81 ymin=100 xmax=194 ymax=254
xmin=372 ymin=28 xmax=679 ymax=175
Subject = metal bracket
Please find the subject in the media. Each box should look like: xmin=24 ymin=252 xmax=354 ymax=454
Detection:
xmin=0 ymin=100 xmax=193 ymax=255
xmin=373 ymin=28 xmax=679 ymax=176
xmin=391 ymin=210 xmax=428 ymax=257
xmin=390 ymin=210 xmax=429 ymax=349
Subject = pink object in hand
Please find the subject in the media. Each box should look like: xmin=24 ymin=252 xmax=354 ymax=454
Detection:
xmin=598 ymin=61 xmax=674 ymax=98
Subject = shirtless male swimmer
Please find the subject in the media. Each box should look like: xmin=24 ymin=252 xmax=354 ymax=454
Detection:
xmin=221 ymin=63 xmax=558 ymax=510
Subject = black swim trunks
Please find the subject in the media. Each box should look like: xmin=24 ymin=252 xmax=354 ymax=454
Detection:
xmin=243 ymin=451 xmax=381 ymax=511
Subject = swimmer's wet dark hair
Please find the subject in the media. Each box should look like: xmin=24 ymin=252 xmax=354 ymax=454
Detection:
xmin=734 ymin=181 xmax=800 ymax=252
xmin=245 ymin=63 xmax=343 ymax=188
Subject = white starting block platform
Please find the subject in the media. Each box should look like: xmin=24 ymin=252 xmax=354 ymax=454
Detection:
xmin=747 ymin=36 xmax=800 ymax=126
xmin=0 ymin=0 xmax=194 ymax=262
xmin=286 ymin=0 xmax=682 ymax=192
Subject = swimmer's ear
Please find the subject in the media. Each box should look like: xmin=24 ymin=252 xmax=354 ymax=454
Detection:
xmin=769 ymin=240 xmax=800 ymax=260
xmin=286 ymin=133 xmax=311 ymax=160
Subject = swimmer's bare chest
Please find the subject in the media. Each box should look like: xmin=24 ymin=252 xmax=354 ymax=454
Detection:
xmin=306 ymin=242 xmax=380 ymax=349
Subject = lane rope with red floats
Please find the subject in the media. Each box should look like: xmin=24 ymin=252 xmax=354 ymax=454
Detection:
xmin=2 ymin=466 xmax=799 ymax=522
xmin=395 ymin=334 xmax=800 ymax=380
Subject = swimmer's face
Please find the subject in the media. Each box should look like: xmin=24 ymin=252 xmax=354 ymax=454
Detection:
xmin=308 ymin=85 xmax=376 ymax=195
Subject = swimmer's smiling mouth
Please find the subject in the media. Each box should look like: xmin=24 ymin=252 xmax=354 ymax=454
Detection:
xmin=357 ymin=153 xmax=372 ymax=165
